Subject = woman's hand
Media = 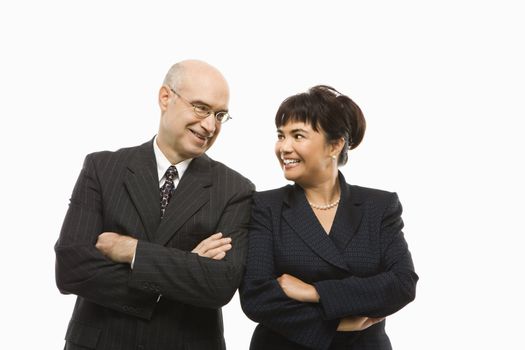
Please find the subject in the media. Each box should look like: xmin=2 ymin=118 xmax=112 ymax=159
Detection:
xmin=276 ymin=274 xmax=385 ymax=330
xmin=277 ymin=273 xmax=320 ymax=303
xmin=337 ymin=316 xmax=385 ymax=332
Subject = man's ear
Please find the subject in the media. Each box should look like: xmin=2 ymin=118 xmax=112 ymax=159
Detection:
xmin=158 ymin=85 xmax=171 ymax=112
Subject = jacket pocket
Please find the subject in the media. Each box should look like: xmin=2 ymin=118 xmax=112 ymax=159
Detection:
xmin=65 ymin=320 xmax=101 ymax=349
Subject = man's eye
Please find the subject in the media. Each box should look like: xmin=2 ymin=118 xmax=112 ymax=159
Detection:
xmin=194 ymin=105 xmax=210 ymax=115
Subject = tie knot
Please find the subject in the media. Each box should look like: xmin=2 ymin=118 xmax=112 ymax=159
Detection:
xmin=165 ymin=165 xmax=178 ymax=181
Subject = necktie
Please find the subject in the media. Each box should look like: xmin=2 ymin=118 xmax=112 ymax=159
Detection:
xmin=160 ymin=165 xmax=178 ymax=219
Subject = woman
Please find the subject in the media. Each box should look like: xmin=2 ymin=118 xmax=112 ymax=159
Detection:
xmin=239 ymin=85 xmax=418 ymax=350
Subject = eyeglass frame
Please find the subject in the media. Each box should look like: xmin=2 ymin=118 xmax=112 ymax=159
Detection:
xmin=170 ymin=88 xmax=232 ymax=124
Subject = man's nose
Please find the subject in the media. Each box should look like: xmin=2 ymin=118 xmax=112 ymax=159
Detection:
xmin=200 ymin=113 xmax=217 ymax=134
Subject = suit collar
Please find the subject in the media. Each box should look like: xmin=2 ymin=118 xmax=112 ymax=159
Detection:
xmin=329 ymin=173 xmax=363 ymax=250
xmin=282 ymin=172 xmax=362 ymax=271
xmin=124 ymin=138 xmax=161 ymax=240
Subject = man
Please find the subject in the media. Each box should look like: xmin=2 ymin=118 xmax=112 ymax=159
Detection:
xmin=55 ymin=59 xmax=254 ymax=350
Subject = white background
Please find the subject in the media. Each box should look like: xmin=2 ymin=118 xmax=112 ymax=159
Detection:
xmin=1 ymin=1 xmax=524 ymax=349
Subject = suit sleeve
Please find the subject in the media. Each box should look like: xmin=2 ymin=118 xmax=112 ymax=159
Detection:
xmin=128 ymin=177 xmax=254 ymax=309
xmin=54 ymin=154 xmax=158 ymax=320
xmin=239 ymin=195 xmax=338 ymax=350
xmin=313 ymin=193 xmax=418 ymax=320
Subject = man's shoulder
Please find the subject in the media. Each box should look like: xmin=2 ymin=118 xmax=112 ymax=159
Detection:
xmin=85 ymin=141 xmax=148 ymax=162
xmin=82 ymin=141 xmax=151 ymax=172
xmin=253 ymin=184 xmax=292 ymax=206
xmin=205 ymin=155 xmax=255 ymax=190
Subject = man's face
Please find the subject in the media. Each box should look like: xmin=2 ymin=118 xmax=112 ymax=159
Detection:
xmin=158 ymin=72 xmax=229 ymax=163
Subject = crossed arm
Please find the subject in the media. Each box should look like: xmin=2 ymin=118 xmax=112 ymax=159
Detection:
xmin=240 ymin=193 xmax=417 ymax=347
xmin=95 ymin=231 xmax=233 ymax=264
xmin=275 ymin=273 xmax=384 ymax=331
xmin=55 ymin=154 xmax=253 ymax=319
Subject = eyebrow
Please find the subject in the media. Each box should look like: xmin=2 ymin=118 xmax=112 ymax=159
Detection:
xmin=191 ymin=99 xmax=229 ymax=113
xmin=277 ymin=128 xmax=309 ymax=133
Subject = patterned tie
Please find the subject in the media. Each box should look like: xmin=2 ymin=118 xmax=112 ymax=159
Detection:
xmin=160 ymin=165 xmax=178 ymax=219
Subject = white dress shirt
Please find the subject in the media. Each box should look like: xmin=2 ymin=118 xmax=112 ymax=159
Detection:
xmin=131 ymin=136 xmax=193 ymax=269
xmin=153 ymin=135 xmax=192 ymax=188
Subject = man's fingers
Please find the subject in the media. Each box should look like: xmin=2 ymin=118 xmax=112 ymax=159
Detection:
xmin=196 ymin=238 xmax=231 ymax=253
xmin=192 ymin=233 xmax=224 ymax=250
xmin=193 ymin=241 xmax=232 ymax=257
xmin=96 ymin=232 xmax=117 ymax=252
xmin=212 ymin=251 xmax=227 ymax=260
xmin=201 ymin=243 xmax=232 ymax=258
xmin=205 ymin=237 xmax=232 ymax=249
xmin=202 ymin=232 xmax=223 ymax=243
xmin=191 ymin=233 xmax=234 ymax=258
xmin=192 ymin=233 xmax=226 ymax=251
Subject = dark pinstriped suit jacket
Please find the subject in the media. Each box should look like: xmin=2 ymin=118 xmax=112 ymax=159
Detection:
xmin=239 ymin=173 xmax=418 ymax=350
xmin=55 ymin=139 xmax=254 ymax=350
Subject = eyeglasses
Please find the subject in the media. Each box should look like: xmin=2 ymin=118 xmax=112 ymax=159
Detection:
xmin=170 ymin=88 xmax=232 ymax=124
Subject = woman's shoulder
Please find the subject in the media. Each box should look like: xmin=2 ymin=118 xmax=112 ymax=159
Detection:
xmin=347 ymin=183 xmax=399 ymax=205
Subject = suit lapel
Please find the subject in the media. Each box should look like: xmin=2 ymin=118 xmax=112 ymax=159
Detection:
xmin=329 ymin=174 xmax=363 ymax=250
xmin=124 ymin=139 xmax=161 ymax=241
xmin=282 ymin=184 xmax=349 ymax=271
xmin=154 ymin=155 xmax=212 ymax=246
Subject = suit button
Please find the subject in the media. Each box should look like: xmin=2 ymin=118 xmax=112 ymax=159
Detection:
xmin=137 ymin=346 xmax=144 ymax=350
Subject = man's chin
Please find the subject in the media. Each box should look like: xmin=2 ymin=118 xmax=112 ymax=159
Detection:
xmin=204 ymin=138 xmax=217 ymax=150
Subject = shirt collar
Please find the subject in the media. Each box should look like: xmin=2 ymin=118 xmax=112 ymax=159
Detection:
xmin=153 ymin=135 xmax=193 ymax=183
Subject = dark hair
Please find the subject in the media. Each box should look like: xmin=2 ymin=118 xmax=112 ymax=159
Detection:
xmin=275 ymin=85 xmax=366 ymax=165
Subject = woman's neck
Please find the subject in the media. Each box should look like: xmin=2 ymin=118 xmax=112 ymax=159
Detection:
xmin=302 ymin=175 xmax=340 ymax=205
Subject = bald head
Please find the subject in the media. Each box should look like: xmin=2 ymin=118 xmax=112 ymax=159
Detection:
xmin=163 ymin=59 xmax=229 ymax=95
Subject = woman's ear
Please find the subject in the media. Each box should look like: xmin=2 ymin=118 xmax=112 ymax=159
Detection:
xmin=330 ymin=137 xmax=346 ymax=158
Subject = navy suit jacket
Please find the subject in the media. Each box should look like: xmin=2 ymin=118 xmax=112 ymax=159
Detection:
xmin=240 ymin=173 xmax=418 ymax=350
xmin=55 ymin=139 xmax=254 ymax=350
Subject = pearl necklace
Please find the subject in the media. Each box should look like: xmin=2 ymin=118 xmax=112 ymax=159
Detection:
xmin=308 ymin=198 xmax=340 ymax=210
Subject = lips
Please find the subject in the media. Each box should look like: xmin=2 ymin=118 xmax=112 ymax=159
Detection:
xmin=189 ymin=129 xmax=212 ymax=144
xmin=283 ymin=159 xmax=300 ymax=165
xmin=281 ymin=158 xmax=301 ymax=170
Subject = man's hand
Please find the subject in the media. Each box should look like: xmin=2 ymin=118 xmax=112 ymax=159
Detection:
xmin=337 ymin=316 xmax=385 ymax=332
xmin=191 ymin=232 xmax=232 ymax=260
xmin=96 ymin=232 xmax=137 ymax=264
xmin=277 ymin=273 xmax=320 ymax=303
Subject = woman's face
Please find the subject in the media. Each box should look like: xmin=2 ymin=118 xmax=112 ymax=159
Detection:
xmin=275 ymin=121 xmax=336 ymax=187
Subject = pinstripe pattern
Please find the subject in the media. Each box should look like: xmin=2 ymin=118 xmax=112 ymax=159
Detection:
xmin=239 ymin=173 xmax=418 ymax=350
xmin=55 ymin=139 xmax=254 ymax=350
